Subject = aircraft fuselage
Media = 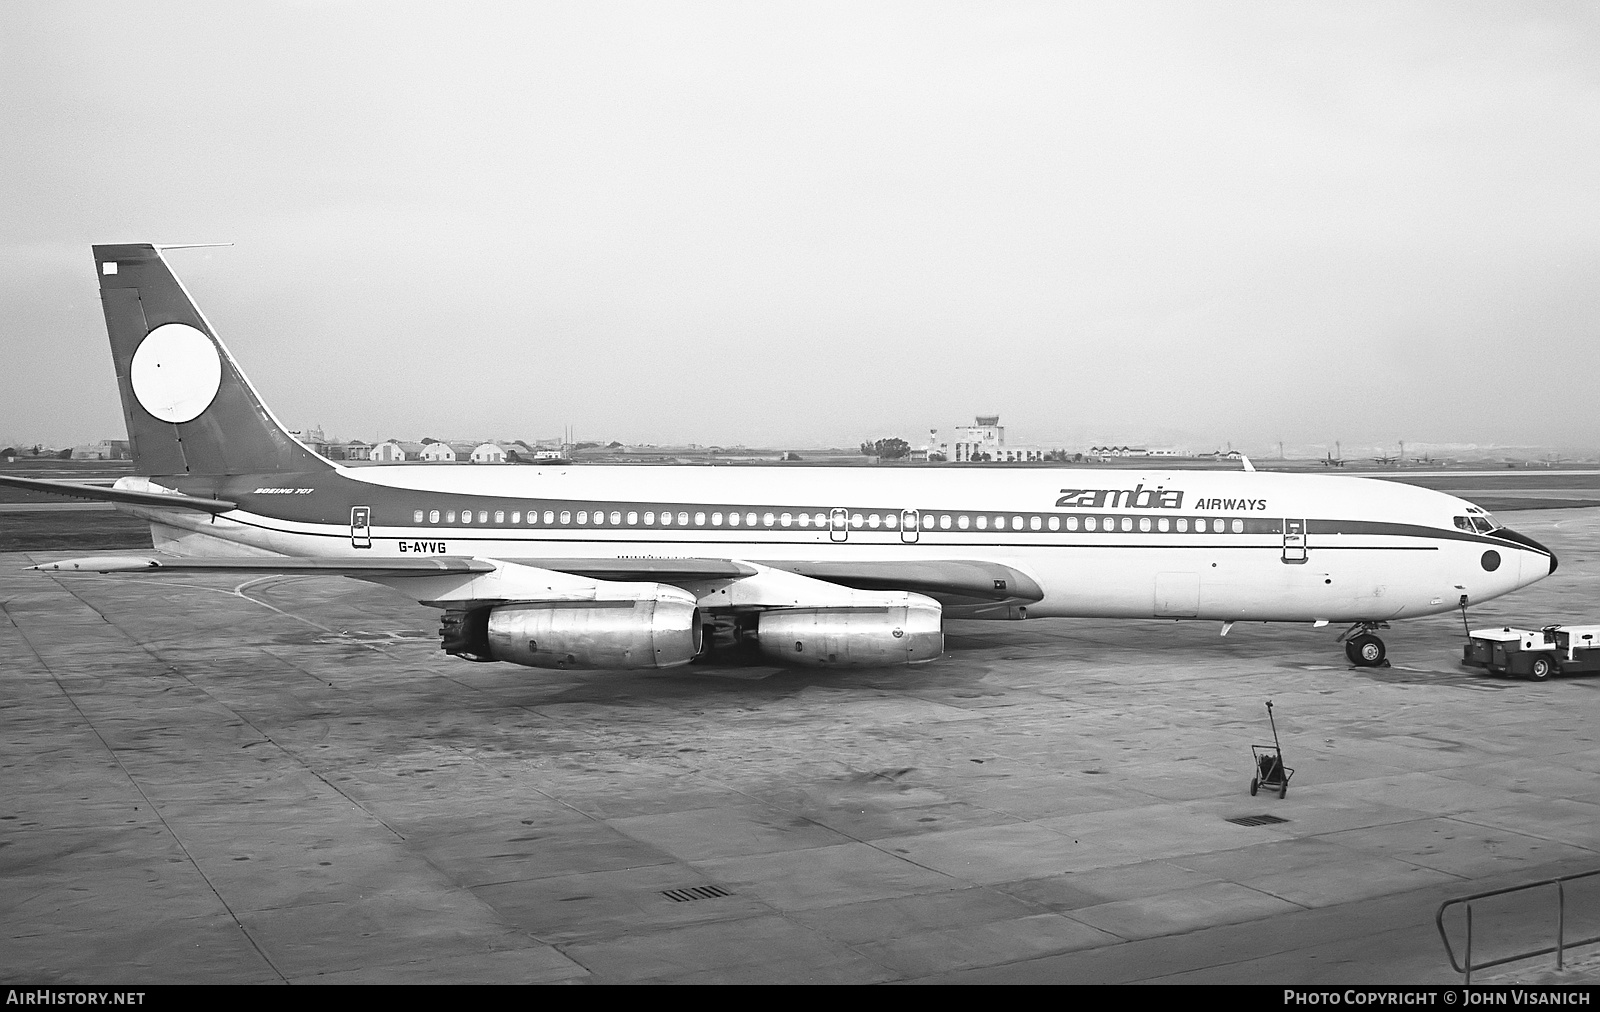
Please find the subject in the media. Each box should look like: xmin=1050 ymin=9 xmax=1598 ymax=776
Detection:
xmin=124 ymin=463 xmax=1553 ymax=625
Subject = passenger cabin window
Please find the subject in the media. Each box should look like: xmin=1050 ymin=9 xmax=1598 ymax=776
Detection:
xmin=413 ymin=510 xmax=424 ymax=523
xmin=611 ymin=511 xmax=622 ymax=525
xmin=543 ymin=511 xmax=554 ymax=524
xmin=429 ymin=510 xmax=440 ymax=523
xmin=560 ymin=511 xmax=571 ymax=524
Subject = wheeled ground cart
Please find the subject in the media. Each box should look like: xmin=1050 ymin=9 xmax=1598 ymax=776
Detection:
xmin=1249 ymin=700 xmax=1293 ymax=799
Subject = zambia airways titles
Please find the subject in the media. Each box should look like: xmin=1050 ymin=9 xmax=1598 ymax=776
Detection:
xmin=1055 ymin=485 xmax=1269 ymax=512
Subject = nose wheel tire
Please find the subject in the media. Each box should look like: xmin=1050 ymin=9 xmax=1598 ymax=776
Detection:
xmin=1346 ymin=634 xmax=1387 ymax=667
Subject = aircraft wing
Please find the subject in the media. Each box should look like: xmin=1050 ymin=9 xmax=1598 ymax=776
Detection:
xmin=0 ymin=475 xmax=237 ymax=513
xmin=30 ymin=553 xmax=1041 ymax=613
xmin=30 ymin=556 xmax=495 ymax=576
xmin=505 ymin=556 xmax=1041 ymax=607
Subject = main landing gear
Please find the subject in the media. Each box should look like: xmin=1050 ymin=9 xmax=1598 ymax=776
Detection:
xmin=1338 ymin=622 xmax=1390 ymax=667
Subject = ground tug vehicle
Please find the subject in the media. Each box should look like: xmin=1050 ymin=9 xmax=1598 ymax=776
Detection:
xmin=1463 ymin=625 xmax=1600 ymax=680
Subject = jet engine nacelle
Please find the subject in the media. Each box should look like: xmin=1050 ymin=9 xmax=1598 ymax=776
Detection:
xmin=756 ymin=598 xmax=943 ymax=666
xmin=484 ymin=597 xmax=702 ymax=670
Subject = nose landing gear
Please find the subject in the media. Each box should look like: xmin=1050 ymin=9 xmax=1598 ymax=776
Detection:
xmin=1339 ymin=621 xmax=1391 ymax=667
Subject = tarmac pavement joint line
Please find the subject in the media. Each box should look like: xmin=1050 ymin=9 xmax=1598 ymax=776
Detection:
xmin=0 ymin=595 xmax=290 ymax=984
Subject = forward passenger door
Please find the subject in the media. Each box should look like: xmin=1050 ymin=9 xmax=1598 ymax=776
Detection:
xmin=1282 ymin=518 xmax=1308 ymax=564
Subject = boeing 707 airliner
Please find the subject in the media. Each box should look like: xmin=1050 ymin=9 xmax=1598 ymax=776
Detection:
xmin=1 ymin=244 xmax=1557 ymax=671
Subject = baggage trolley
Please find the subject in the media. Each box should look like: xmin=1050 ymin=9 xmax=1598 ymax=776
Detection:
xmin=1249 ymin=700 xmax=1294 ymax=799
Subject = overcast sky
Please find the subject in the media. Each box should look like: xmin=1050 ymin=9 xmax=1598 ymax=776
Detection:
xmin=3 ymin=1 xmax=1597 ymax=454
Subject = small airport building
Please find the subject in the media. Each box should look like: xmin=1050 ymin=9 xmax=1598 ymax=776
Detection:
xmin=938 ymin=416 xmax=1046 ymax=463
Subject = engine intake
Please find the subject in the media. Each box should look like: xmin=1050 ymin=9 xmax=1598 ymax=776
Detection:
xmin=756 ymin=599 xmax=942 ymax=667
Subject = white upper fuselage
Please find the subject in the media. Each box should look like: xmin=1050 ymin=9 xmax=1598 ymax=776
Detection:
xmin=137 ymin=462 xmax=1554 ymax=624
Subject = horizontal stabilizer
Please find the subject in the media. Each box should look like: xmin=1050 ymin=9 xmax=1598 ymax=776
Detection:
xmin=31 ymin=555 xmax=495 ymax=576
xmin=0 ymin=475 xmax=237 ymax=513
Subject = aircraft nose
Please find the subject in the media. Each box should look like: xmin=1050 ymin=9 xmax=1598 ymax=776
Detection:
xmin=1494 ymin=528 xmax=1557 ymax=576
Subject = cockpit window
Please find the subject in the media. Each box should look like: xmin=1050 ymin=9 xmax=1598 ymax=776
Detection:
xmin=1455 ymin=512 xmax=1501 ymax=534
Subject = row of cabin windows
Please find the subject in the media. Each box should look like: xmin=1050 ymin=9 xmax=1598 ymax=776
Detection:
xmin=406 ymin=507 xmax=1248 ymax=535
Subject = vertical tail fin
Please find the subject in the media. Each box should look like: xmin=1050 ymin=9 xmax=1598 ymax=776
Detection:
xmin=94 ymin=244 xmax=330 ymax=476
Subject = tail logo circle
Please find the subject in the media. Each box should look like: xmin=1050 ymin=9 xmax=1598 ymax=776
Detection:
xmin=130 ymin=324 xmax=222 ymax=423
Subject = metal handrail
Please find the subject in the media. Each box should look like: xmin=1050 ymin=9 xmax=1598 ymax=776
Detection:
xmin=1437 ymin=868 xmax=1600 ymax=984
